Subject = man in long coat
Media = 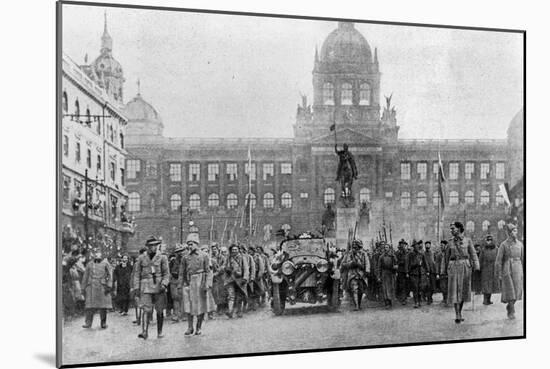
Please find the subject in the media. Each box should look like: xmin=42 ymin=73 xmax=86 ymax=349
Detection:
xmin=495 ymin=224 xmax=524 ymax=319
xmin=223 ymin=244 xmax=249 ymax=318
xmin=169 ymin=245 xmax=185 ymax=322
xmin=210 ymin=243 xmax=227 ymax=314
xmin=376 ymin=242 xmax=397 ymax=308
xmin=240 ymin=245 xmax=255 ymax=313
xmin=423 ymin=241 xmax=437 ymax=305
xmin=395 ymin=240 xmax=409 ymax=305
xmin=435 ymin=240 xmax=449 ymax=306
xmin=445 ymin=222 xmax=479 ymax=323
xmin=114 ymin=255 xmax=133 ymax=316
xmin=130 ymin=247 xmax=147 ymax=325
xmin=132 ymin=236 xmax=170 ymax=339
xmin=249 ymin=246 xmax=266 ymax=310
xmin=179 ymin=234 xmax=210 ymax=335
xmin=406 ymin=241 xmax=428 ymax=308
xmin=479 ymin=235 xmax=499 ymax=305
xmin=82 ymin=250 xmax=113 ymax=329
xmin=341 ymin=240 xmax=370 ymax=310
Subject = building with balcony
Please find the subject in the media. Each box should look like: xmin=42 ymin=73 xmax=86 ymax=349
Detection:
xmin=123 ymin=22 xmax=517 ymax=253
xmin=61 ymin=15 xmax=133 ymax=255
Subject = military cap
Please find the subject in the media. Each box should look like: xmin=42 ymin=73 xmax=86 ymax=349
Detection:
xmin=145 ymin=236 xmax=161 ymax=246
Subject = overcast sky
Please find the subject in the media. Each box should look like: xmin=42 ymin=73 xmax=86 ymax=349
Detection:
xmin=62 ymin=4 xmax=523 ymax=139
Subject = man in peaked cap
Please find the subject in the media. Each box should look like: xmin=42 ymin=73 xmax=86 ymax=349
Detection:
xmin=179 ymin=233 xmax=210 ymax=335
xmin=132 ymin=236 xmax=169 ymax=339
xmin=222 ymin=244 xmax=249 ymax=318
xmin=395 ymin=239 xmax=409 ymax=305
xmin=169 ymin=244 xmax=185 ymax=323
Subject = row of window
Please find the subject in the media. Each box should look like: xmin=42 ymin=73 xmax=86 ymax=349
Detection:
xmin=63 ymin=135 xmax=124 ymax=184
xmin=321 ymin=82 xmax=371 ymax=106
xmin=399 ymin=189 xmax=505 ymax=209
xmin=127 ymin=191 xmax=295 ymax=212
xmin=127 ymin=160 xmax=293 ymax=182
xmin=62 ymin=91 xmax=124 ymax=148
xmin=402 ymin=219 xmax=507 ymax=236
xmin=400 ymin=161 xmax=506 ymax=181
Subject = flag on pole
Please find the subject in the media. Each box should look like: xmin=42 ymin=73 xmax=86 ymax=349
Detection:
xmin=438 ymin=152 xmax=446 ymax=211
xmin=499 ymin=183 xmax=511 ymax=207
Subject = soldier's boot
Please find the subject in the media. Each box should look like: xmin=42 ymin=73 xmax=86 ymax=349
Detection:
xmin=133 ymin=307 xmax=140 ymax=324
xmin=507 ymin=301 xmax=516 ymax=319
xmin=351 ymin=291 xmax=359 ymax=311
xmin=226 ymin=300 xmax=234 ymax=319
xmin=357 ymin=293 xmax=363 ymax=310
xmin=138 ymin=312 xmax=149 ymax=339
xmin=157 ymin=312 xmax=164 ymax=338
xmin=454 ymin=304 xmax=461 ymax=324
xmin=459 ymin=302 xmax=465 ymax=321
xmin=236 ymin=301 xmax=244 ymax=318
xmin=82 ymin=309 xmax=94 ymax=328
xmin=184 ymin=314 xmax=194 ymax=335
xmin=100 ymin=309 xmax=108 ymax=329
xmin=195 ymin=314 xmax=204 ymax=336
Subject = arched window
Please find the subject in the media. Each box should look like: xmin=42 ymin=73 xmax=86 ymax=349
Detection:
xmin=119 ymin=133 xmax=124 ymax=149
xmin=322 ymin=83 xmax=334 ymax=105
xmin=324 ymin=188 xmax=335 ymax=205
xmin=433 ymin=191 xmax=440 ymax=206
xmin=482 ymin=220 xmax=491 ymax=232
xmin=466 ymin=221 xmax=475 ymax=233
xmin=465 ymin=190 xmax=475 ymax=204
xmin=417 ymin=191 xmax=427 ymax=207
xmin=170 ymin=194 xmax=181 ymax=211
xmin=189 ymin=194 xmax=201 ymax=210
xmin=401 ymin=191 xmax=411 ymax=209
xmin=263 ymin=192 xmax=274 ymax=208
xmin=208 ymin=193 xmax=219 ymax=208
xmin=128 ymin=192 xmax=141 ymax=212
xmin=480 ymin=190 xmax=490 ymax=205
xmin=85 ymin=107 xmax=91 ymax=125
xmin=62 ymin=91 xmax=68 ymax=113
xmin=449 ymin=191 xmax=459 ymax=205
xmin=359 ymin=83 xmax=371 ymax=105
xmin=359 ymin=188 xmax=371 ymax=204
xmin=281 ymin=192 xmax=292 ymax=208
xmin=245 ymin=193 xmax=256 ymax=209
xmin=341 ymin=83 xmax=352 ymax=105
xmin=498 ymin=219 xmax=506 ymax=229
xmin=74 ymin=99 xmax=80 ymax=120
xmin=226 ymin=193 xmax=238 ymax=209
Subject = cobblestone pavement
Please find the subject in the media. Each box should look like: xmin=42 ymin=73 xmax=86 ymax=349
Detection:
xmin=61 ymin=293 xmax=523 ymax=366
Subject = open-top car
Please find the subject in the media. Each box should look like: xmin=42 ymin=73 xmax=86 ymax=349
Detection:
xmin=269 ymin=234 xmax=340 ymax=315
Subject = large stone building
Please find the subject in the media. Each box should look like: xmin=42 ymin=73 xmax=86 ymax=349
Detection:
xmin=61 ymin=15 xmax=133 ymax=255
xmin=123 ymin=22 xmax=517 ymax=253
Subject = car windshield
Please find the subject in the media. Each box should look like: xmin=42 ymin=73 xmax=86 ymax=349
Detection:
xmin=281 ymin=238 xmax=326 ymax=259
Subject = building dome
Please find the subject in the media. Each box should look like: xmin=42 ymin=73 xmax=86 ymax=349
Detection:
xmin=124 ymin=94 xmax=162 ymax=122
xmin=92 ymin=54 xmax=124 ymax=79
xmin=318 ymin=22 xmax=372 ymax=71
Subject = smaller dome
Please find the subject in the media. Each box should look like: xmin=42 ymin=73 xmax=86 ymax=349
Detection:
xmin=92 ymin=54 xmax=123 ymax=78
xmin=124 ymin=94 xmax=162 ymax=122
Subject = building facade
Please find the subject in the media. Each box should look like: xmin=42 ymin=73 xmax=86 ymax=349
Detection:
xmin=61 ymin=16 xmax=133 ymax=256
xmin=123 ymin=22 xmax=518 ymax=253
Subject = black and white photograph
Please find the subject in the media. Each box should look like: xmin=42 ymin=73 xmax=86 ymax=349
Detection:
xmin=57 ymin=1 xmax=525 ymax=367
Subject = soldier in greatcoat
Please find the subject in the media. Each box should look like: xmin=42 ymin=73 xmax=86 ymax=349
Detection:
xmin=132 ymin=236 xmax=170 ymax=339
xmin=376 ymin=242 xmax=397 ymax=308
xmin=435 ymin=240 xmax=449 ymax=306
xmin=130 ymin=247 xmax=147 ymax=325
xmin=256 ymin=246 xmax=270 ymax=306
xmin=179 ymin=234 xmax=210 ymax=336
xmin=81 ymin=250 xmax=113 ymax=329
xmin=341 ymin=240 xmax=370 ymax=310
xmin=406 ymin=241 xmax=428 ymax=308
xmin=395 ymin=240 xmax=409 ymax=305
xmin=479 ymin=235 xmax=500 ymax=305
xmin=200 ymin=244 xmax=217 ymax=320
xmin=169 ymin=245 xmax=185 ymax=322
xmin=240 ymin=245 xmax=255 ymax=313
xmin=250 ymin=246 xmax=267 ymax=310
xmin=113 ymin=255 xmax=133 ymax=316
xmin=423 ymin=241 xmax=437 ymax=305
xmin=495 ymin=223 xmax=524 ymax=319
xmin=210 ymin=243 xmax=227 ymax=314
xmin=223 ymin=244 xmax=249 ymax=318
xmin=444 ymin=222 xmax=480 ymax=323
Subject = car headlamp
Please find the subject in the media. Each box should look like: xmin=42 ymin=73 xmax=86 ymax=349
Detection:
xmin=316 ymin=259 xmax=329 ymax=273
xmin=281 ymin=261 xmax=295 ymax=276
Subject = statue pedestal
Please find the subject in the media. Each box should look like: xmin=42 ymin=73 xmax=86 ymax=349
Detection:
xmin=336 ymin=207 xmax=359 ymax=250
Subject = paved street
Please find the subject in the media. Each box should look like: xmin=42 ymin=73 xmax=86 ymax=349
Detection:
xmin=62 ymin=293 xmax=523 ymax=366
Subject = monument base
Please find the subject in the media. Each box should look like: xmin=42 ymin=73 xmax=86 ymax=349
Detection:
xmin=336 ymin=207 xmax=359 ymax=251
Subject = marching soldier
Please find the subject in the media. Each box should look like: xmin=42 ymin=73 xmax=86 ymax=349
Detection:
xmin=435 ymin=240 xmax=449 ymax=306
xmin=395 ymin=240 xmax=409 ymax=305
xmin=179 ymin=234 xmax=210 ymax=336
xmin=256 ymin=246 xmax=270 ymax=306
xmin=210 ymin=243 xmax=227 ymax=315
xmin=376 ymin=242 xmax=397 ymax=308
xmin=169 ymin=244 xmax=185 ymax=323
xmin=132 ymin=236 xmax=170 ymax=339
xmin=495 ymin=223 xmax=523 ymax=319
xmin=130 ymin=247 xmax=147 ymax=325
xmin=406 ymin=241 xmax=428 ymax=308
xmin=479 ymin=235 xmax=500 ymax=305
xmin=223 ymin=244 xmax=249 ymax=318
xmin=82 ymin=250 xmax=113 ymax=329
xmin=250 ymin=246 xmax=267 ymax=310
xmin=240 ymin=245 xmax=255 ymax=313
xmin=341 ymin=240 xmax=370 ymax=311
xmin=423 ymin=241 xmax=437 ymax=305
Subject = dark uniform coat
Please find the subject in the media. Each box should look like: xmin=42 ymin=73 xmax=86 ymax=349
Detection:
xmin=340 ymin=250 xmax=370 ymax=291
xmin=479 ymin=243 xmax=500 ymax=294
xmin=222 ymin=252 xmax=249 ymax=296
xmin=82 ymin=259 xmax=113 ymax=309
xmin=133 ymin=252 xmax=170 ymax=295
xmin=114 ymin=263 xmax=133 ymax=299
xmin=376 ymin=252 xmax=397 ymax=300
xmin=495 ymin=238 xmax=523 ymax=303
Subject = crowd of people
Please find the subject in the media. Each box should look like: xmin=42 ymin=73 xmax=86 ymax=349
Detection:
xmin=61 ymin=220 xmax=523 ymax=339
